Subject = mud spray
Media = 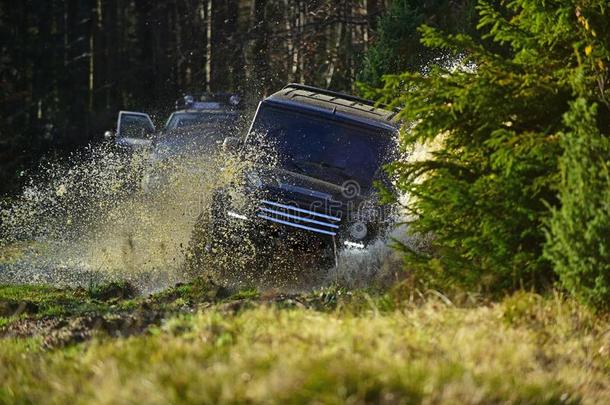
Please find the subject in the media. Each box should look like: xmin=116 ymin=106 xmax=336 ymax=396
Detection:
xmin=0 ymin=142 xmax=416 ymax=294
xmin=0 ymin=143 xmax=227 ymax=293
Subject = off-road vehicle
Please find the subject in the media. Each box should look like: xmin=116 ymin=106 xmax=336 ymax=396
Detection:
xmin=105 ymin=94 xmax=246 ymax=192
xmin=139 ymin=94 xmax=247 ymax=192
xmin=105 ymin=93 xmax=244 ymax=154
xmin=189 ymin=84 xmax=399 ymax=279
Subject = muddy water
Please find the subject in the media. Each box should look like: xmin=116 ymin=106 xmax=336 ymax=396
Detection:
xmin=0 ymin=142 xmax=410 ymax=294
xmin=0 ymin=144 xmax=237 ymax=293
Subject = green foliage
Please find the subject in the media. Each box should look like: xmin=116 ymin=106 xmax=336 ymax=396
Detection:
xmin=359 ymin=0 xmax=477 ymax=86
xmin=87 ymin=281 xmax=137 ymax=301
xmin=542 ymin=1 xmax=610 ymax=310
xmin=363 ymin=0 xmax=610 ymax=294
xmin=545 ymin=100 xmax=610 ymax=310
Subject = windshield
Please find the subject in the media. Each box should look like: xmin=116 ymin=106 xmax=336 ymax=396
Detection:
xmin=152 ymin=124 xmax=231 ymax=159
xmin=246 ymin=105 xmax=395 ymax=191
xmin=165 ymin=112 xmax=238 ymax=131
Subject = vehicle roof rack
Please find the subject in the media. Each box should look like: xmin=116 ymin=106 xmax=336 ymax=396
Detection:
xmin=175 ymin=93 xmax=242 ymax=110
xmin=282 ymin=83 xmax=399 ymax=114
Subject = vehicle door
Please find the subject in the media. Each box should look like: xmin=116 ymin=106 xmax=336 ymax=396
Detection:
xmin=115 ymin=111 xmax=156 ymax=149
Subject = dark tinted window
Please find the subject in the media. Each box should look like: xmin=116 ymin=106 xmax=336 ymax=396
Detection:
xmin=165 ymin=112 xmax=238 ymax=131
xmin=120 ymin=114 xmax=155 ymax=139
xmin=247 ymin=105 xmax=395 ymax=191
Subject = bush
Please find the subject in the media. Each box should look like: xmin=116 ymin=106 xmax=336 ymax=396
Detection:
xmin=545 ymin=100 xmax=610 ymax=310
xmin=362 ymin=1 xmax=610 ymax=297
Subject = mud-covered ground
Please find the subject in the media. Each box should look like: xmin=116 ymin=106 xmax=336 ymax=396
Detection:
xmin=0 ymin=279 xmax=343 ymax=349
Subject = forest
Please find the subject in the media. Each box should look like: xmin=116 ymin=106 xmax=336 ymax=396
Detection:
xmin=0 ymin=0 xmax=476 ymax=195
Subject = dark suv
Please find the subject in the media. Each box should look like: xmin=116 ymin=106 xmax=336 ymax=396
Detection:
xmin=189 ymin=84 xmax=399 ymax=276
xmin=105 ymin=94 xmax=246 ymax=192
xmin=106 ymin=93 xmax=244 ymax=154
xmin=139 ymin=95 xmax=246 ymax=192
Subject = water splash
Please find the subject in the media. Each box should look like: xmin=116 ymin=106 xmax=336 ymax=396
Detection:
xmin=0 ymin=143 xmax=236 ymax=293
xmin=0 ymin=138 xmax=423 ymax=294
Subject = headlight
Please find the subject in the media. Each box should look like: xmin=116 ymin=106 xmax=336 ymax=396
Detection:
xmin=348 ymin=221 xmax=367 ymax=240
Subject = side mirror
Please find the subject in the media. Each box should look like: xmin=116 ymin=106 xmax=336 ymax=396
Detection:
xmin=104 ymin=130 xmax=115 ymax=140
xmin=222 ymin=137 xmax=242 ymax=153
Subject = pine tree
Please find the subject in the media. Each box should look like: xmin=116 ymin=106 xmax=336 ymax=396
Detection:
xmin=546 ymin=99 xmax=610 ymax=310
xmin=359 ymin=0 xmax=477 ymax=85
xmin=544 ymin=3 xmax=610 ymax=309
xmin=363 ymin=0 xmax=610 ymax=296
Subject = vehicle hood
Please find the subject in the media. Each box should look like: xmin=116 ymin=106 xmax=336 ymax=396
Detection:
xmin=248 ymin=165 xmax=371 ymax=220
xmin=151 ymin=125 xmax=228 ymax=161
xmin=116 ymin=137 xmax=152 ymax=150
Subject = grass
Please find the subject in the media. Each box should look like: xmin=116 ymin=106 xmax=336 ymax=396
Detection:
xmin=0 ymin=283 xmax=131 ymax=319
xmin=0 ymin=283 xmax=608 ymax=404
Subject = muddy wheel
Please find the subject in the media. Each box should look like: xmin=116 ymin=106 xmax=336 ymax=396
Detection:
xmin=252 ymin=240 xmax=336 ymax=290
xmin=185 ymin=191 xmax=337 ymax=288
xmin=185 ymin=191 xmax=265 ymax=286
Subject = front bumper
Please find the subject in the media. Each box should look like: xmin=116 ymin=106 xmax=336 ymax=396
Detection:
xmin=222 ymin=199 xmax=367 ymax=251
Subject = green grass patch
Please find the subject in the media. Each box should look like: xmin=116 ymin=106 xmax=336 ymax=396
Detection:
xmin=0 ymin=283 xmax=138 ymax=322
xmin=87 ymin=280 xmax=137 ymax=301
xmin=0 ymin=286 xmax=608 ymax=404
xmin=229 ymin=287 xmax=260 ymax=300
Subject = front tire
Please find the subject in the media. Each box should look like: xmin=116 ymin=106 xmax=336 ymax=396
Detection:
xmin=185 ymin=190 xmax=262 ymax=286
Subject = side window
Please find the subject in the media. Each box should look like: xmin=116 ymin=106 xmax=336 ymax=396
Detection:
xmin=117 ymin=111 xmax=155 ymax=139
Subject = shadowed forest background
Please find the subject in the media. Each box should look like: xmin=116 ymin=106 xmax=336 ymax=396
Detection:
xmin=0 ymin=0 xmax=475 ymax=195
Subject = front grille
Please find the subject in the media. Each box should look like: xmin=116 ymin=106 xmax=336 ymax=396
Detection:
xmin=257 ymin=199 xmax=341 ymax=236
